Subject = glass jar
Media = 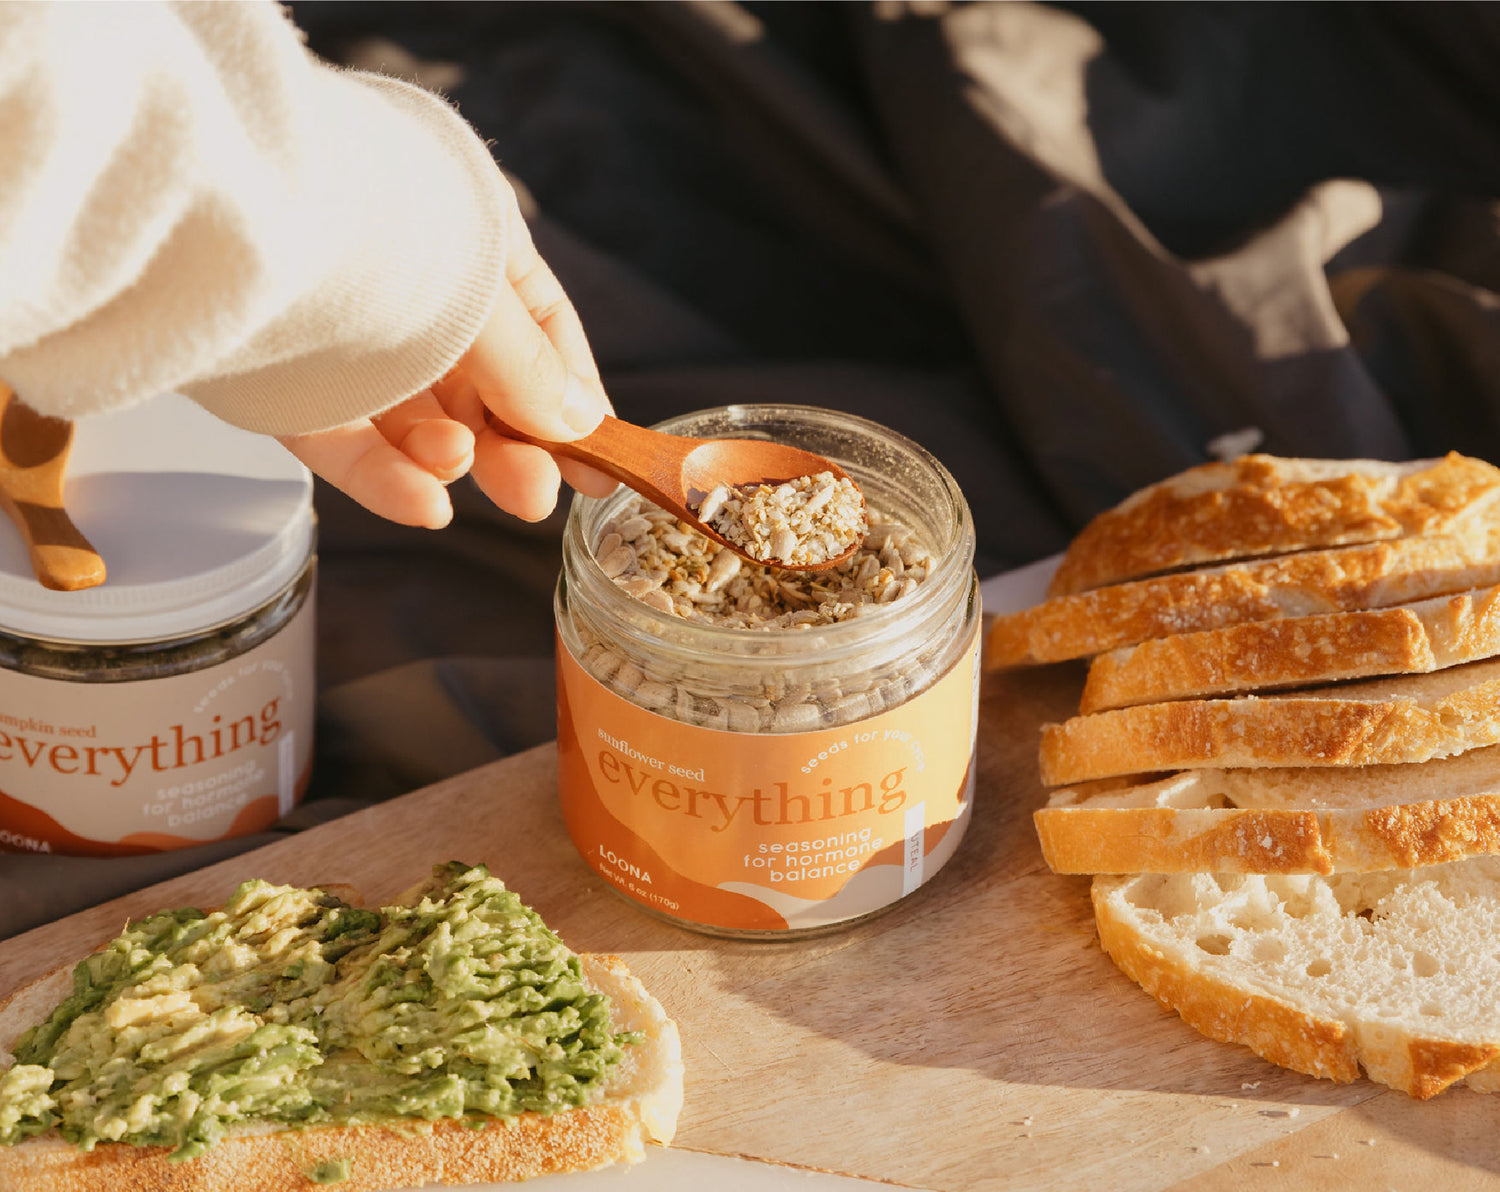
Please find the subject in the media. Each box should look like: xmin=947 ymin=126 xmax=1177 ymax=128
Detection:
xmin=0 ymin=566 xmax=312 ymax=684
xmin=555 ymin=405 xmax=980 ymax=937
xmin=0 ymin=394 xmax=317 ymax=856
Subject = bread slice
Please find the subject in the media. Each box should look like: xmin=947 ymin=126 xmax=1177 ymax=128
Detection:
xmin=1040 ymin=656 xmax=1500 ymax=786
xmin=986 ymin=525 xmax=1500 ymax=670
xmin=0 ymin=878 xmax=683 ymax=1192
xmin=1036 ymin=744 xmax=1500 ymax=875
xmin=1091 ymin=858 xmax=1500 ymax=1098
xmin=1047 ymin=452 xmax=1500 ymax=597
xmin=1081 ymin=583 xmax=1500 ymax=712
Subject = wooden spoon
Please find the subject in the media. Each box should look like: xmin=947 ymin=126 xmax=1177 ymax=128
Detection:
xmin=486 ymin=412 xmax=866 ymax=570
xmin=0 ymin=383 xmax=106 ymax=591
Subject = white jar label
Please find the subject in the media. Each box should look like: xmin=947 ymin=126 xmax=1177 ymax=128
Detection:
xmin=0 ymin=593 xmax=315 ymax=855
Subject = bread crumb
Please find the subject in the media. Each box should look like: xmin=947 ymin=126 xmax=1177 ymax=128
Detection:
xmin=1207 ymin=427 xmax=1264 ymax=461
xmin=1241 ymin=1081 xmax=1261 ymax=1090
xmin=1194 ymin=1145 xmax=1210 ymax=1155
xmin=1362 ymin=1138 xmax=1377 ymax=1146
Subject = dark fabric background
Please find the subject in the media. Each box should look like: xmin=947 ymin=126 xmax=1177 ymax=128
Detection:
xmin=8 ymin=1 xmax=1500 ymax=937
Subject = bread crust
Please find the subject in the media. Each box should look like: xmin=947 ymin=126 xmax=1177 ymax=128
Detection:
xmin=0 ymin=1106 xmax=643 ymax=1192
xmin=1037 ymin=797 xmax=1500 ymax=875
xmin=1048 ymin=452 xmax=1500 ymax=598
xmin=1091 ymin=876 xmax=1500 ymax=1097
xmin=1082 ymin=584 xmax=1500 ymax=712
xmin=1040 ymin=666 xmax=1500 ymax=785
xmin=1037 ymin=807 xmax=1335 ymax=874
xmin=987 ymin=527 xmax=1500 ymax=670
xmin=0 ymin=951 xmax=682 ymax=1192
xmin=1081 ymin=608 xmax=1430 ymax=713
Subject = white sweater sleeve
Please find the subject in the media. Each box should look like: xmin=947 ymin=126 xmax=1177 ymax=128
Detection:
xmin=0 ymin=0 xmax=509 ymax=436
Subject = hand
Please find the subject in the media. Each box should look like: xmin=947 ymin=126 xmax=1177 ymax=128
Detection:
xmin=278 ymin=178 xmax=615 ymax=528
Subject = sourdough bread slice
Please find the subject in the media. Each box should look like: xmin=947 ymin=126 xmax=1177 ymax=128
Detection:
xmin=1040 ymin=656 xmax=1500 ymax=786
xmin=986 ymin=524 xmax=1500 ymax=670
xmin=1036 ymin=744 xmax=1500 ymax=874
xmin=1081 ymin=583 xmax=1500 ymax=712
xmin=1091 ymin=859 xmax=1500 ymax=1098
xmin=0 ymin=878 xmax=684 ymax=1192
xmin=1048 ymin=452 xmax=1500 ymax=597
xmin=0 ymin=954 xmax=680 ymax=1192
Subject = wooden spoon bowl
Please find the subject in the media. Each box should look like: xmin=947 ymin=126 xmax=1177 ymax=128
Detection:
xmin=486 ymin=412 xmax=867 ymax=570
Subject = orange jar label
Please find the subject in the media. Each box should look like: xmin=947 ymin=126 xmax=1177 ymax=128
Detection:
xmin=556 ymin=624 xmax=979 ymax=932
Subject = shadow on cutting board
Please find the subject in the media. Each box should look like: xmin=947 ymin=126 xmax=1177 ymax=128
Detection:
xmin=703 ymin=661 xmax=1499 ymax=1182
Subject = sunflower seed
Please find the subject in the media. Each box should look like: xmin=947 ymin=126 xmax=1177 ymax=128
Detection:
xmin=599 ymin=545 xmax=635 ymax=578
xmin=772 ymin=701 xmax=823 ymax=732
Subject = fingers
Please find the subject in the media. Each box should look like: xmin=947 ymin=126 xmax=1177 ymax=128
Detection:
xmin=502 ymin=196 xmax=603 ymax=387
xmin=276 ymin=180 xmax=624 ymax=531
xmin=373 ymin=391 xmax=474 ymax=482
xmin=470 ymin=430 xmax=564 ymax=522
xmin=559 ymin=457 xmax=619 ymax=499
xmin=462 ymin=285 xmax=608 ymax=441
xmin=457 ymin=186 xmax=613 ymax=443
xmin=430 ymin=368 xmax=487 ymax=435
xmin=432 ymin=366 xmax=616 ymax=499
xmin=280 ymin=423 xmax=454 ymax=529
xmin=399 ymin=181 xmax=618 ymax=523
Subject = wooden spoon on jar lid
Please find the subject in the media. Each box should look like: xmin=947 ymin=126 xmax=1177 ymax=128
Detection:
xmin=485 ymin=411 xmax=867 ymax=570
xmin=0 ymin=382 xmax=107 ymax=591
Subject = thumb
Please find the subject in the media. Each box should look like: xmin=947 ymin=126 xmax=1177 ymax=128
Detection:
xmin=460 ymin=283 xmax=608 ymax=442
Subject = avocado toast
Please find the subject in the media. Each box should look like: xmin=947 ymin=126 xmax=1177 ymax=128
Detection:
xmin=0 ymin=862 xmax=682 ymax=1189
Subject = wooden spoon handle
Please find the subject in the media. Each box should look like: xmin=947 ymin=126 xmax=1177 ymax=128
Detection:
xmin=0 ymin=384 xmax=106 ymax=591
xmin=484 ymin=412 xmax=692 ymax=510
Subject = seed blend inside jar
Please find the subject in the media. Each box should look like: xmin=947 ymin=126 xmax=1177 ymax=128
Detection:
xmin=595 ymin=493 xmax=931 ymax=630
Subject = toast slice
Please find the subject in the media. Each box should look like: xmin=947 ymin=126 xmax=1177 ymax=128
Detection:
xmin=1091 ymin=858 xmax=1500 ymax=1098
xmin=0 ymin=867 xmax=684 ymax=1192
xmin=1081 ymin=583 xmax=1500 ymax=712
xmin=1048 ymin=452 xmax=1500 ymax=597
xmin=986 ymin=524 xmax=1500 ymax=670
xmin=1040 ymin=656 xmax=1500 ymax=786
xmin=1036 ymin=744 xmax=1500 ymax=875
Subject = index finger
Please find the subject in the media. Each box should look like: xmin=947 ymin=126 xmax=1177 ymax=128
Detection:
xmin=459 ymin=193 xmax=612 ymax=442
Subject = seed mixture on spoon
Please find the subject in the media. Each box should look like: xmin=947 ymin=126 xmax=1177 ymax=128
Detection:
xmin=694 ymin=472 xmax=866 ymax=567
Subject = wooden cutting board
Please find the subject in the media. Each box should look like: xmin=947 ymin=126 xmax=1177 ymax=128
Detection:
xmin=4 ymin=663 xmax=1499 ymax=1191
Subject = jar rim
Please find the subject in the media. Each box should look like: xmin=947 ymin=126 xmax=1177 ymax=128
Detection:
xmin=561 ymin=404 xmax=975 ymax=670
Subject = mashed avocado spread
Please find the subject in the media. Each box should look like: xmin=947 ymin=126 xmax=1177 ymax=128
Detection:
xmin=0 ymin=863 xmax=635 ymax=1161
